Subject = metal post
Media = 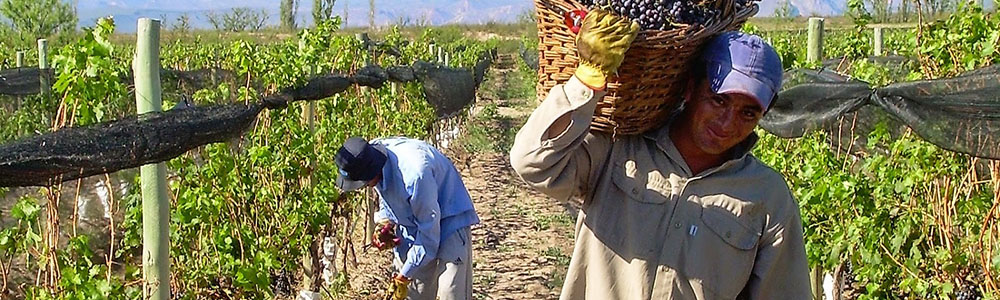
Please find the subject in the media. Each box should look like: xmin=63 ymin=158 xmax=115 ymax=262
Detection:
xmin=37 ymin=39 xmax=48 ymax=95
xmin=134 ymin=18 xmax=170 ymax=300
xmin=873 ymin=26 xmax=884 ymax=56
xmin=807 ymin=18 xmax=824 ymax=64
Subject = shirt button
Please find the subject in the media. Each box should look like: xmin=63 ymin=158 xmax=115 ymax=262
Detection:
xmin=631 ymin=188 xmax=640 ymax=195
xmin=725 ymin=231 xmax=732 ymax=238
xmin=674 ymin=222 xmax=681 ymax=228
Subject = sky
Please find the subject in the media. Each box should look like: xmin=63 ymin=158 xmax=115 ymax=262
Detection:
xmin=75 ymin=0 xmax=991 ymax=32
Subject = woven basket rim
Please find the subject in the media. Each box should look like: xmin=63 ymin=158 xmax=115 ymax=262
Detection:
xmin=533 ymin=0 xmax=761 ymax=135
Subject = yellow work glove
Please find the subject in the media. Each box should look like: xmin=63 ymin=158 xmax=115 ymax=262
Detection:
xmin=575 ymin=9 xmax=640 ymax=90
xmin=387 ymin=274 xmax=409 ymax=300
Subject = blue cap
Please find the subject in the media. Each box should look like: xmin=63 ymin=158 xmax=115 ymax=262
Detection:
xmin=335 ymin=137 xmax=387 ymax=191
xmin=701 ymin=31 xmax=783 ymax=109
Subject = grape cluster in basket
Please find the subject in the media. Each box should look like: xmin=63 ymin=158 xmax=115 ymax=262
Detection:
xmin=578 ymin=0 xmax=753 ymax=31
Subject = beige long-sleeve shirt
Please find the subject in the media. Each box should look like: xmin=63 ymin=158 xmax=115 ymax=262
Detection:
xmin=509 ymin=77 xmax=811 ymax=300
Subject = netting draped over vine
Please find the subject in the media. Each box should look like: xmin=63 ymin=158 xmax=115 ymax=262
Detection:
xmin=763 ymin=65 xmax=1000 ymax=159
xmin=0 ymin=60 xmax=487 ymax=187
xmin=0 ymin=104 xmax=262 ymax=187
xmin=0 ymin=67 xmax=54 ymax=96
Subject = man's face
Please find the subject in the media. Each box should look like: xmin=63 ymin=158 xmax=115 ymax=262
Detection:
xmin=681 ymin=80 xmax=765 ymax=155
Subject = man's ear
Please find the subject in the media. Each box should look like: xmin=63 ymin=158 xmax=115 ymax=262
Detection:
xmin=682 ymin=77 xmax=699 ymax=103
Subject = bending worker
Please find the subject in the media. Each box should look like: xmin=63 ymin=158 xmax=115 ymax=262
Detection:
xmin=509 ymin=9 xmax=811 ymax=300
xmin=335 ymin=136 xmax=480 ymax=300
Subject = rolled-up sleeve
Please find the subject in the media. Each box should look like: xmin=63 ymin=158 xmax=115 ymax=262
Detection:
xmin=374 ymin=198 xmax=391 ymax=223
xmin=399 ymin=174 xmax=442 ymax=278
xmin=509 ymin=76 xmax=612 ymax=201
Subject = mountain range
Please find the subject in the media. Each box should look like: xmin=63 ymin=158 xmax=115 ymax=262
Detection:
xmin=77 ymin=0 xmax=852 ymax=32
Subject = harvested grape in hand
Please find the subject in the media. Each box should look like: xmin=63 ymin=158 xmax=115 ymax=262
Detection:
xmin=377 ymin=222 xmax=401 ymax=247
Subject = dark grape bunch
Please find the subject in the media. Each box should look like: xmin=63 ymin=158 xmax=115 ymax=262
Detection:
xmin=585 ymin=0 xmax=722 ymax=31
xmin=956 ymin=282 xmax=982 ymax=300
xmin=842 ymin=260 xmax=857 ymax=288
xmin=574 ymin=0 xmax=756 ymax=31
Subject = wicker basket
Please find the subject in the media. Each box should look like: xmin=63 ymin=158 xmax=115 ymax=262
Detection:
xmin=535 ymin=0 xmax=759 ymax=135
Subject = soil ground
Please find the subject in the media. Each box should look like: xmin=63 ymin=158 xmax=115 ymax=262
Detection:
xmin=331 ymin=54 xmax=580 ymax=300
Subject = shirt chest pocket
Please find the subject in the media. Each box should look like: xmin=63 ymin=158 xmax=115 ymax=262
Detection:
xmin=683 ymin=204 xmax=763 ymax=298
xmin=611 ymin=161 xmax=673 ymax=205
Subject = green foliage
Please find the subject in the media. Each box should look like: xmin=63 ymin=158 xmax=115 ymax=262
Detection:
xmin=51 ymin=18 xmax=130 ymax=126
xmin=750 ymin=10 xmax=1000 ymax=297
xmin=755 ymin=125 xmax=990 ymax=299
xmin=26 ymin=236 xmax=139 ymax=299
xmin=917 ymin=4 xmax=999 ymax=77
xmin=0 ymin=93 xmax=58 ymax=141
xmin=0 ymin=0 xmax=76 ymax=40
xmin=115 ymin=20 xmax=458 ymax=298
xmin=2 ymin=197 xmax=43 ymax=261
xmin=0 ymin=15 xmax=496 ymax=299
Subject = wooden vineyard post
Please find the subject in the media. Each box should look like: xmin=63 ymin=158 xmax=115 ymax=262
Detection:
xmin=37 ymin=39 xmax=48 ymax=95
xmin=807 ymin=18 xmax=824 ymax=64
xmin=356 ymin=32 xmax=376 ymax=243
xmin=301 ymin=100 xmax=316 ymax=189
xmin=15 ymin=51 xmax=24 ymax=109
xmin=134 ymin=18 xmax=170 ymax=300
xmin=810 ymin=266 xmax=823 ymax=300
xmin=873 ymin=26 xmax=884 ymax=56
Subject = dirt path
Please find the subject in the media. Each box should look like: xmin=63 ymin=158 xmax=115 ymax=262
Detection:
xmin=334 ymin=55 xmax=578 ymax=300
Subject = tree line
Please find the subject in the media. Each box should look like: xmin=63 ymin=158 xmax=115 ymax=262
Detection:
xmin=0 ymin=0 xmax=382 ymax=40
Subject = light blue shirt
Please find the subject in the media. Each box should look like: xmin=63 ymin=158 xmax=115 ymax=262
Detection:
xmin=371 ymin=137 xmax=480 ymax=278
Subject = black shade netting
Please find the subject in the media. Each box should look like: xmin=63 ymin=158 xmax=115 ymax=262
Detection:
xmin=762 ymin=65 xmax=1000 ymax=160
xmin=0 ymin=67 xmax=54 ymax=96
xmin=159 ymin=68 xmax=237 ymax=92
xmin=413 ymin=61 xmax=477 ymax=118
xmin=1 ymin=60 xmax=489 ymax=117
xmin=1 ymin=67 xmax=234 ymax=96
xmin=762 ymin=69 xmax=872 ymax=138
xmin=822 ymin=56 xmax=915 ymax=71
xmin=0 ymin=103 xmax=262 ymax=187
xmin=0 ymin=59 xmax=493 ymax=187
xmin=875 ymin=70 xmax=1000 ymax=159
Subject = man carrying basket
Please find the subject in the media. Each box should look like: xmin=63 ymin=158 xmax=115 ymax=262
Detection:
xmin=510 ymin=9 xmax=811 ymax=300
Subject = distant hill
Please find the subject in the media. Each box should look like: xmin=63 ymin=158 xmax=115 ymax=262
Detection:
xmin=77 ymin=0 xmax=862 ymax=32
